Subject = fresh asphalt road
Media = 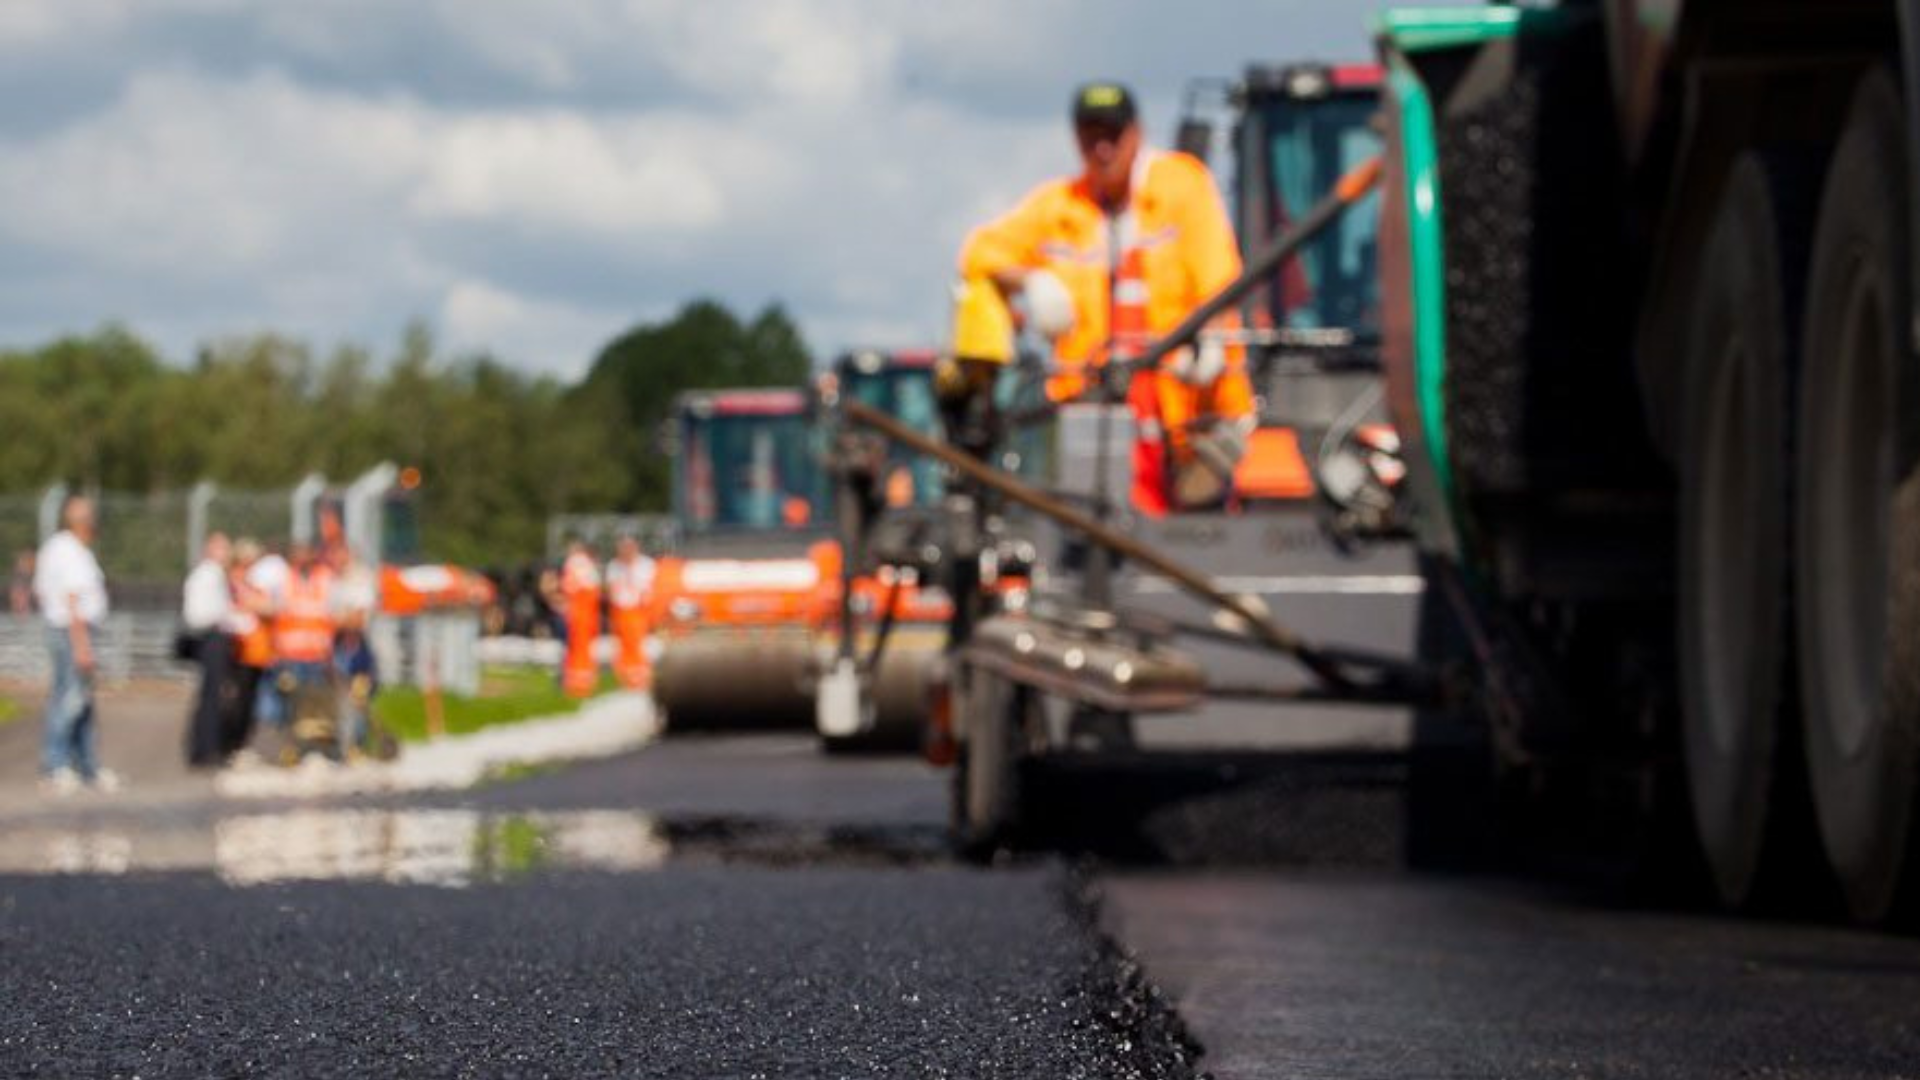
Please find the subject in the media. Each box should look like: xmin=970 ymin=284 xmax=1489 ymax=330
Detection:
xmin=7 ymin=730 xmax=1919 ymax=1079
xmin=4 ymin=536 xmax=1920 ymax=1077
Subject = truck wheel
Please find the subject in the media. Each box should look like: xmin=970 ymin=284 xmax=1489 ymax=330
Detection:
xmin=1796 ymin=68 xmax=1920 ymax=925
xmin=950 ymin=667 xmax=1029 ymax=859
xmin=1679 ymin=151 xmax=1820 ymax=909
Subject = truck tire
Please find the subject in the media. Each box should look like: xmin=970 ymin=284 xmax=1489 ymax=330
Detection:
xmin=1679 ymin=152 xmax=1821 ymax=909
xmin=950 ymin=666 xmax=1030 ymax=860
xmin=1795 ymin=68 xmax=1920 ymax=925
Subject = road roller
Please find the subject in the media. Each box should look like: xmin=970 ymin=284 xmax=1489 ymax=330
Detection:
xmin=649 ymin=388 xmax=835 ymax=731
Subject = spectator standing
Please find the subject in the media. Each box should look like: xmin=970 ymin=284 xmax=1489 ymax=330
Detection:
xmin=326 ymin=542 xmax=379 ymax=760
xmin=9 ymin=549 xmax=33 ymax=615
xmin=32 ymin=496 xmax=118 ymax=794
xmin=181 ymin=531 xmax=233 ymax=768
xmin=223 ymin=538 xmax=275 ymax=760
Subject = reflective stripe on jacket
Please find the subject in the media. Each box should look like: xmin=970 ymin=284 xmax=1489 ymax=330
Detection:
xmin=273 ymin=567 xmax=335 ymax=663
xmin=957 ymin=148 xmax=1245 ymax=398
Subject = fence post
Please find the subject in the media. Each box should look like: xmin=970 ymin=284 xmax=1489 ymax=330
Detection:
xmin=37 ymin=483 xmax=68 ymax=542
xmin=186 ymin=481 xmax=216 ymax=569
xmin=290 ymin=473 xmax=327 ymax=547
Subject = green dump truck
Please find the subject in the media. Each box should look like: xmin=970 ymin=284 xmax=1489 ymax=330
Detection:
xmin=1375 ymin=2 xmax=1920 ymax=922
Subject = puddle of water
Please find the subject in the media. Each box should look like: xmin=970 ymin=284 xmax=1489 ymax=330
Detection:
xmin=0 ymin=811 xmax=947 ymax=885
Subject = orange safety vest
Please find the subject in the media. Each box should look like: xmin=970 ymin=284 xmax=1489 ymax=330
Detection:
xmin=561 ymin=552 xmax=602 ymax=698
xmin=273 ymin=567 xmax=335 ymax=664
xmin=605 ymin=556 xmax=653 ymax=610
xmin=958 ymin=148 xmax=1251 ymax=403
xmin=606 ymin=555 xmax=654 ymax=690
xmin=960 ymin=148 xmax=1256 ymax=516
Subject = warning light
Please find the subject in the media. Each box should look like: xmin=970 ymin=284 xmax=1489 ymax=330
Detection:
xmin=399 ymin=466 xmax=423 ymax=490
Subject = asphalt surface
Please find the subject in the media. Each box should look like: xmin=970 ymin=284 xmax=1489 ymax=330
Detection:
xmin=4 ymin=516 xmax=1920 ymax=1077
xmin=1 ymin=867 xmax=1196 ymax=1079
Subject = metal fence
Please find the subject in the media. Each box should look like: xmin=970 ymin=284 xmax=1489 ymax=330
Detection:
xmin=0 ymin=612 xmax=190 ymax=684
xmin=201 ymin=485 xmax=297 ymax=554
xmin=545 ymin=514 xmax=679 ymax=559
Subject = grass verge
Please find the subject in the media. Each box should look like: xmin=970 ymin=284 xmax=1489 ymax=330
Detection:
xmin=0 ymin=695 xmax=17 ymax=726
xmin=373 ymin=664 xmax=618 ymax=744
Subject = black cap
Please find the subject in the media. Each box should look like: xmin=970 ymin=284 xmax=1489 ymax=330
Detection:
xmin=1071 ymin=82 xmax=1137 ymax=128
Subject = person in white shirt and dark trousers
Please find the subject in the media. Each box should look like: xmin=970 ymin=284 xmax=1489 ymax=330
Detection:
xmin=181 ymin=531 xmax=233 ymax=769
xmin=32 ymin=496 xmax=116 ymax=794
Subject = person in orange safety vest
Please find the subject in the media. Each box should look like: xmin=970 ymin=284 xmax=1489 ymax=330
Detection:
xmin=559 ymin=539 xmax=602 ymax=698
xmin=957 ymin=81 xmax=1256 ymax=517
xmin=604 ymin=535 xmax=656 ymax=690
xmin=263 ymin=542 xmax=335 ymax=731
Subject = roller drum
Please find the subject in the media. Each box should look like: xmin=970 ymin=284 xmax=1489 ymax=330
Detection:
xmin=654 ymin=630 xmax=816 ymax=730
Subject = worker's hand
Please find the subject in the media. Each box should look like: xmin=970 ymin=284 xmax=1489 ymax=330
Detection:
xmin=1170 ymin=335 xmax=1228 ymax=386
xmin=1021 ymin=270 xmax=1076 ymax=339
xmin=933 ymin=356 xmax=973 ymax=404
xmin=1190 ymin=415 xmax=1254 ymax=477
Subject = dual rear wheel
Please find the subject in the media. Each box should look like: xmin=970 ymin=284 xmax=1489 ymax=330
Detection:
xmin=1681 ymin=68 xmax=1920 ymax=923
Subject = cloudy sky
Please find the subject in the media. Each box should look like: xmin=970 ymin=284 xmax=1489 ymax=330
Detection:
xmin=0 ymin=0 xmax=1399 ymax=379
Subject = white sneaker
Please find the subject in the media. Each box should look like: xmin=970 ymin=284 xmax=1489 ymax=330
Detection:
xmin=39 ymin=768 xmax=82 ymax=797
xmin=90 ymin=768 xmax=124 ymax=794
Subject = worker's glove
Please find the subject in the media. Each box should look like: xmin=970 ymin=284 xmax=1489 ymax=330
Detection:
xmin=1176 ymin=416 xmax=1254 ymax=509
xmin=1167 ymin=335 xmax=1229 ymax=387
xmin=933 ymin=356 xmax=973 ymax=405
xmin=1021 ymin=270 xmax=1076 ymax=339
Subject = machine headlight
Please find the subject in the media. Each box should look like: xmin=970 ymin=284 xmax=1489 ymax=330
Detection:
xmin=670 ymin=598 xmax=702 ymax=623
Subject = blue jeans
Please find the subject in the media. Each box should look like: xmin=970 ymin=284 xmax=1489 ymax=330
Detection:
xmin=259 ymin=660 xmax=329 ymax=729
xmin=42 ymin=624 xmax=99 ymax=779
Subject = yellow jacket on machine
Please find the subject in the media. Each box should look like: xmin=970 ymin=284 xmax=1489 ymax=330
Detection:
xmin=957 ymin=147 xmax=1245 ymax=401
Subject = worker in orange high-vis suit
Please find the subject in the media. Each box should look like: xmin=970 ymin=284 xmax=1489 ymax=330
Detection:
xmin=266 ymin=543 xmax=336 ymax=731
xmin=604 ymin=535 xmax=656 ymax=690
xmin=958 ymin=81 xmax=1255 ymax=516
xmin=559 ymin=539 xmax=602 ymax=698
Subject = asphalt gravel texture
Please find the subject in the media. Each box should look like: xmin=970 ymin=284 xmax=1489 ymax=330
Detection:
xmin=0 ymin=866 xmax=1196 ymax=1079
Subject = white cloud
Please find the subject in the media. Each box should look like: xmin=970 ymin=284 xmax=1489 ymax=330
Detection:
xmin=412 ymin=112 xmax=733 ymax=233
xmin=0 ymin=0 xmax=245 ymax=49
xmin=440 ymin=279 xmax=618 ymax=379
xmin=0 ymin=0 xmax=1402 ymax=369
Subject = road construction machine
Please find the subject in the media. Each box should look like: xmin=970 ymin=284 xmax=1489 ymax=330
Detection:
xmin=1369 ymin=1 xmax=1920 ymax=924
xmin=648 ymin=388 xmax=836 ymax=729
xmin=822 ymin=58 xmax=1424 ymax=857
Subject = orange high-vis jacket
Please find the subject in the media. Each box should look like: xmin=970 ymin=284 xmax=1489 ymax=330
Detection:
xmin=273 ymin=567 xmax=335 ymax=664
xmin=958 ymin=148 xmax=1245 ymax=396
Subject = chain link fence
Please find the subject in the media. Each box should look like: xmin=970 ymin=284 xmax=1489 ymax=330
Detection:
xmin=202 ymin=486 xmax=296 ymax=553
xmin=545 ymin=514 xmax=679 ymax=559
xmin=0 ymin=481 xmax=304 ymax=684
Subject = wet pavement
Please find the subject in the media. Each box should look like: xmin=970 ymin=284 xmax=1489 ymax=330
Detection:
xmin=3 ymin=548 xmax=1919 ymax=1076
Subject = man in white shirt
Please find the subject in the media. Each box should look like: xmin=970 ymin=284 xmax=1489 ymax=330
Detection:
xmin=32 ymin=496 xmax=116 ymax=794
xmin=181 ymin=531 xmax=233 ymax=768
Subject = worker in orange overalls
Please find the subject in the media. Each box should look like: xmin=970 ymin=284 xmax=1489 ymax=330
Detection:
xmin=266 ymin=542 xmax=336 ymax=732
xmin=957 ymin=81 xmax=1255 ymax=516
xmin=604 ymin=535 xmax=656 ymax=690
xmin=223 ymin=537 xmax=277 ymax=758
xmin=559 ymin=539 xmax=602 ymax=698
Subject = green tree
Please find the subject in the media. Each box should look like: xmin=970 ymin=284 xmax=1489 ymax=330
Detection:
xmin=579 ymin=299 xmax=813 ymax=509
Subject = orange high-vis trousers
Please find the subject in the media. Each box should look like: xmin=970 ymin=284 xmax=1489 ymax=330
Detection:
xmin=562 ymin=592 xmax=602 ymax=698
xmin=611 ymin=604 xmax=651 ymax=690
xmin=1126 ymin=365 xmax=1256 ymax=517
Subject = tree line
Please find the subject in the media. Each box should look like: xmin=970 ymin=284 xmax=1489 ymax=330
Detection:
xmin=0 ymin=300 xmax=813 ymax=568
